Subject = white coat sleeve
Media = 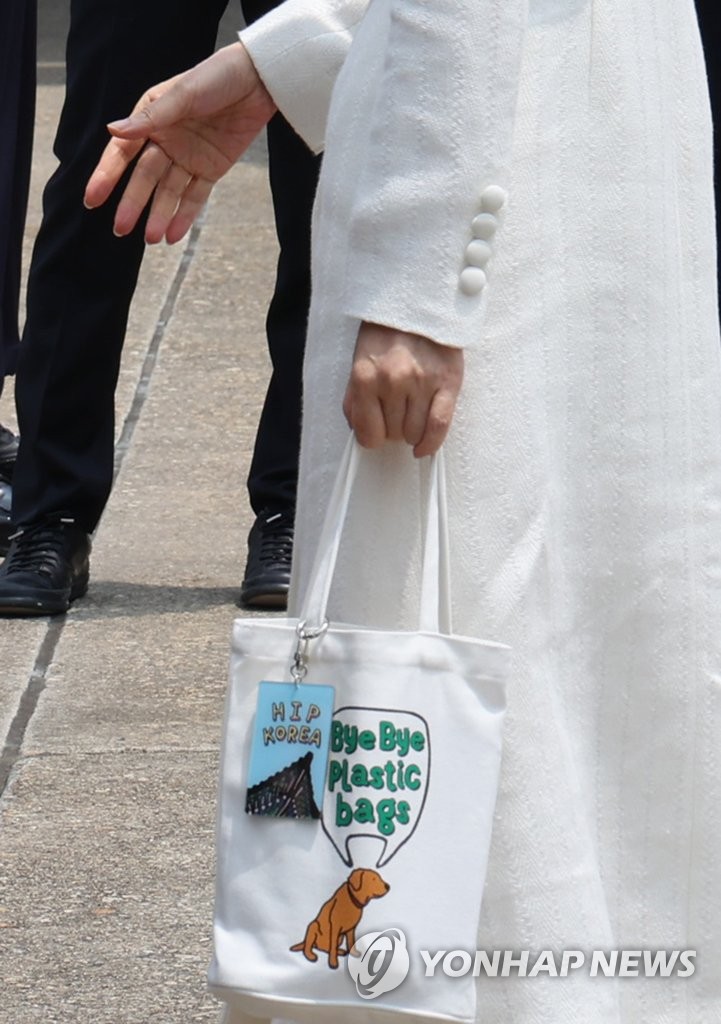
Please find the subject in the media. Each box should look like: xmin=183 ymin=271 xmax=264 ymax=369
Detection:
xmin=342 ymin=0 xmax=528 ymax=350
xmin=239 ymin=0 xmax=368 ymax=155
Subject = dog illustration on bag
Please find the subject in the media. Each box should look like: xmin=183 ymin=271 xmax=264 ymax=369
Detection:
xmin=290 ymin=868 xmax=390 ymax=969
xmin=288 ymin=710 xmax=429 ymax=971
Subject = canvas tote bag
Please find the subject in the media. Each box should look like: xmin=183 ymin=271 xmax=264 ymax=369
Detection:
xmin=209 ymin=437 xmax=510 ymax=1024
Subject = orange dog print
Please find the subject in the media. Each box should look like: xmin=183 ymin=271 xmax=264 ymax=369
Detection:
xmin=290 ymin=868 xmax=390 ymax=969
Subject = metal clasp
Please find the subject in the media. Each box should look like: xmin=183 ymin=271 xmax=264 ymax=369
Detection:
xmin=291 ymin=619 xmax=329 ymax=684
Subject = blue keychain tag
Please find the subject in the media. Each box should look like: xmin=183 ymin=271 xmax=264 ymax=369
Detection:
xmin=246 ymin=681 xmax=335 ymax=819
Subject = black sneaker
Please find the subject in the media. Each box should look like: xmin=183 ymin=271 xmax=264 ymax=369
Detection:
xmin=0 ymin=481 xmax=11 ymax=557
xmin=239 ymin=508 xmax=294 ymax=609
xmin=0 ymin=424 xmax=18 ymax=482
xmin=0 ymin=516 xmax=91 ymax=616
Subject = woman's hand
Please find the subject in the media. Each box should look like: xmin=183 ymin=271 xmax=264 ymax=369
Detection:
xmin=84 ymin=42 xmax=276 ymax=244
xmin=343 ymin=322 xmax=464 ymax=457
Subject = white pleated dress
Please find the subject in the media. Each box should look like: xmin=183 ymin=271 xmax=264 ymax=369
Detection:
xmin=238 ymin=1 xmax=721 ymax=1021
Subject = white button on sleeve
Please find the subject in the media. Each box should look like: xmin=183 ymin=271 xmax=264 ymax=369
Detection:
xmin=471 ymin=213 xmax=498 ymax=239
xmin=459 ymin=266 xmax=487 ymax=296
xmin=480 ymin=185 xmax=508 ymax=213
xmin=465 ymin=239 xmax=492 ymax=267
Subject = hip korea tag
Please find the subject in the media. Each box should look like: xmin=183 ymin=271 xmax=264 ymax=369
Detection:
xmin=246 ymin=681 xmax=335 ymax=819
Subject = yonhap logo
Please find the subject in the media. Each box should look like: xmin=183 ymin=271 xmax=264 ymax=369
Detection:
xmin=347 ymin=928 xmax=410 ymax=999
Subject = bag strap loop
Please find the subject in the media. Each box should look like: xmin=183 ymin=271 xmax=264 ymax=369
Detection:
xmin=299 ymin=435 xmax=453 ymax=636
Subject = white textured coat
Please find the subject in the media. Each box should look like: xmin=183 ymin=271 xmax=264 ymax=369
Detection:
xmin=237 ymin=1 xmax=721 ymax=1021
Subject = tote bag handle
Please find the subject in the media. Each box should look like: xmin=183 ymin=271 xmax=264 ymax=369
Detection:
xmin=298 ymin=435 xmax=453 ymax=635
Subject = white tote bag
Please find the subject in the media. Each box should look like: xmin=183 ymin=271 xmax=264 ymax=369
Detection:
xmin=209 ymin=438 xmax=509 ymax=1024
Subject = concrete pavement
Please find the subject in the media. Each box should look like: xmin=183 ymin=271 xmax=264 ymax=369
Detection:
xmin=0 ymin=4 xmax=283 ymax=1021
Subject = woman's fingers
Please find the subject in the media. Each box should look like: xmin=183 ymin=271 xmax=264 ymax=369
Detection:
xmin=111 ymin=142 xmax=172 ymax=237
xmin=380 ymin=388 xmax=408 ymax=442
xmin=85 ymin=46 xmax=277 ymax=244
xmin=345 ymin=322 xmax=464 ymax=455
xmin=402 ymin=393 xmax=429 ymax=448
xmin=144 ymin=161 xmax=194 ymax=243
xmin=343 ymin=373 xmax=387 ymax=449
xmin=84 ymin=136 xmax=146 ymax=210
xmin=105 ymin=75 xmax=189 ymax=140
xmin=413 ymin=387 xmax=457 ymax=458
xmin=165 ymin=176 xmax=214 ymax=244
xmin=83 ymin=82 xmax=177 ymax=210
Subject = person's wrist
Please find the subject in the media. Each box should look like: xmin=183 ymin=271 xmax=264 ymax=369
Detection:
xmin=228 ymin=41 xmax=277 ymax=120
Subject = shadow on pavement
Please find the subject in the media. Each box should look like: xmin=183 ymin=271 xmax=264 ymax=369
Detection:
xmin=72 ymin=581 xmax=245 ymax=617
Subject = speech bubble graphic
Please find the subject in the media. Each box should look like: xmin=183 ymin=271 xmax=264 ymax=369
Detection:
xmin=322 ymin=707 xmax=430 ymax=867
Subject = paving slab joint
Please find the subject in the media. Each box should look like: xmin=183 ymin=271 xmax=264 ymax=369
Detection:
xmin=0 ymin=619 xmax=64 ymax=797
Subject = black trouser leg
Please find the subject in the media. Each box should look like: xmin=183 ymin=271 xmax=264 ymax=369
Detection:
xmin=695 ymin=0 xmax=720 ymax=319
xmin=246 ymin=116 xmax=321 ymax=515
xmin=13 ymin=0 xmax=231 ymax=531
xmin=0 ymin=0 xmax=36 ymax=398
xmin=242 ymin=0 xmax=321 ymax=517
